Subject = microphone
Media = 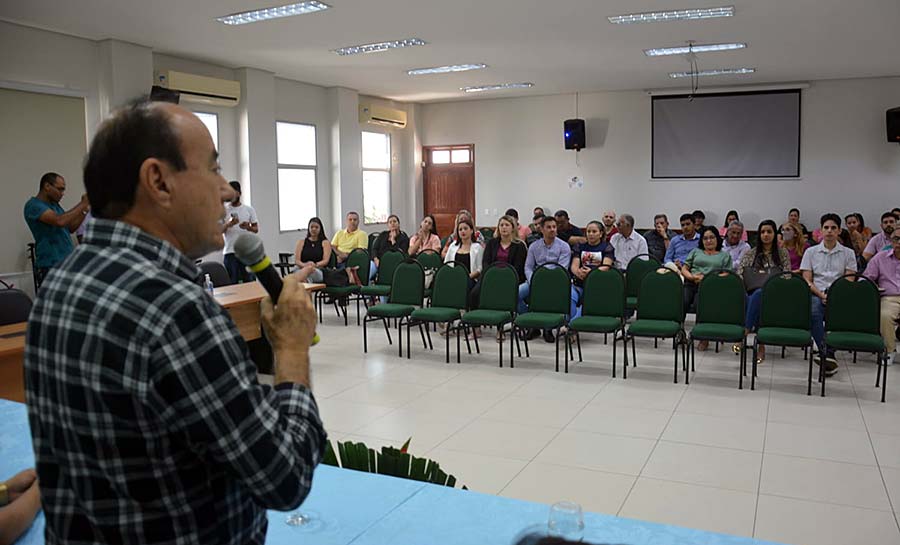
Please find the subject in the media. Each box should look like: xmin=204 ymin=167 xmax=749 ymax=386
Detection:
xmin=234 ymin=233 xmax=320 ymax=346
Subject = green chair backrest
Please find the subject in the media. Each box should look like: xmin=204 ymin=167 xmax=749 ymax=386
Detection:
xmin=430 ymin=263 xmax=469 ymax=310
xmin=367 ymin=232 xmax=378 ymax=253
xmin=582 ymin=268 xmax=625 ymax=320
xmin=625 ymin=254 xmax=662 ymax=299
xmin=479 ymin=227 xmax=495 ymax=241
xmin=636 ymin=268 xmax=683 ymax=323
xmin=327 ymin=250 xmax=337 ymax=268
xmin=415 ymin=249 xmax=443 ymax=271
xmin=477 ymin=264 xmax=518 ymax=313
xmin=826 ymin=274 xmax=880 ymax=335
xmin=376 ymin=250 xmax=406 ymax=286
xmin=346 ymin=248 xmax=371 ymax=286
xmin=388 ymin=260 xmax=425 ymax=306
xmin=529 ymin=265 xmax=571 ymax=315
xmin=697 ymin=270 xmax=745 ymax=326
xmin=759 ymin=273 xmax=810 ymax=330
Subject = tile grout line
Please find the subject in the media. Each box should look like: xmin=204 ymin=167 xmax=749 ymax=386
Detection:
xmin=751 ymin=354 xmax=774 ymax=538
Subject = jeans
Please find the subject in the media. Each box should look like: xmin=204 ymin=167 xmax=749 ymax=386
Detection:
xmin=517 ymin=282 xmax=531 ymax=314
xmin=745 ymin=289 xmax=763 ymax=331
xmin=224 ymin=253 xmax=254 ymax=284
xmin=810 ymin=295 xmax=832 ymax=356
xmin=570 ymin=286 xmax=583 ymax=320
xmin=683 ymin=282 xmax=700 ymax=319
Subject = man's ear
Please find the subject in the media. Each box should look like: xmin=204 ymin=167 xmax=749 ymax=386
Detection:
xmin=138 ymin=158 xmax=174 ymax=210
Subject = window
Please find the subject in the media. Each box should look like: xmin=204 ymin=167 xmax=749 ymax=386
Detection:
xmin=194 ymin=112 xmax=219 ymax=151
xmin=451 ymin=149 xmax=470 ymax=163
xmin=430 ymin=147 xmax=471 ymax=165
xmin=431 ymin=149 xmax=450 ymax=164
xmin=276 ymin=121 xmax=317 ymax=231
xmin=362 ymin=131 xmax=391 ymax=224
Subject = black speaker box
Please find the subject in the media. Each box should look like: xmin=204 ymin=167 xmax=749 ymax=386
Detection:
xmin=564 ymin=119 xmax=585 ymax=150
xmin=888 ymin=107 xmax=900 ymax=143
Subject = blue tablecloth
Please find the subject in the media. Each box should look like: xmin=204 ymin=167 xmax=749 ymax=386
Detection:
xmin=1 ymin=399 xmax=782 ymax=545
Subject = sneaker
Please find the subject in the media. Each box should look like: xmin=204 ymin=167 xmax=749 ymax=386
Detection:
xmin=884 ymin=353 xmax=895 ymax=367
xmin=543 ymin=330 xmax=555 ymax=343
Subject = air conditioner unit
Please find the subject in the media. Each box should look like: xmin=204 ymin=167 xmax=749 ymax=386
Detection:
xmin=154 ymin=70 xmax=241 ymax=108
xmin=359 ymin=104 xmax=407 ymax=129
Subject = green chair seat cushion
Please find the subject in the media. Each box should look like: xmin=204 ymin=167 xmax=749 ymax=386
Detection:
xmin=411 ymin=307 xmax=461 ymax=322
xmin=367 ymin=303 xmax=416 ymax=318
xmin=461 ymin=309 xmax=512 ymax=326
xmin=825 ymin=331 xmax=885 ymax=352
xmin=324 ymin=285 xmax=360 ymax=296
xmin=515 ymin=312 xmax=566 ymax=329
xmin=628 ymin=319 xmax=681 ymax=337
xmin=569 ymin=316 xmax=622 ymax=333
xmin=359 ymin=285 xmax=391 ymax=296
xmin=691 ymin=323 xmax=745 ymax=342
xmin=626 ymin=296 xmax=638 ymax=309
xmin=756 ymin=327 xmax=811 ymax=347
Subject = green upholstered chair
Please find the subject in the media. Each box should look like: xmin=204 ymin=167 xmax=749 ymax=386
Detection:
xmin=569 ymin=268 xmax=628 ymax=377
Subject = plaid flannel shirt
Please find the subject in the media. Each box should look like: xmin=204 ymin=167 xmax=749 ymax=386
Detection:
xmin=25 ymin=219 xmax=326 ymax=545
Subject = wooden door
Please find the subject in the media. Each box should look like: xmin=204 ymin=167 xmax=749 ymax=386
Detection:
xmin=423 ymin=145 xmax=475 ymax=238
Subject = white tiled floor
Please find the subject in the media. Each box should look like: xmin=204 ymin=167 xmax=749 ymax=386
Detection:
xmin=284 ymin=319 xmax=900 ymax=545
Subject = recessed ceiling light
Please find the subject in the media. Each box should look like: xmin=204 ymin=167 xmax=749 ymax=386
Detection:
xmin=217 ymin=1 xmax=330 ymax=25
xmin=461 ymin=82 xmax=535 ymax=93
xmin=407 ymin=64 xmax=487 ymax=76
xmin=608 ymin=6 xmax=734 ymax=24
xmin=644 ymin=42 xmax=746 ymax=56
xmin=333 ymin=38 xmax=427 ymax=56
xmin=669 ymin=67 xmax=756 ymax=78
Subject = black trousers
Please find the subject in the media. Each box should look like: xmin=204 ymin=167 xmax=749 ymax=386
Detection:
xmin=224 ymin=253 xmax=255 ymax=284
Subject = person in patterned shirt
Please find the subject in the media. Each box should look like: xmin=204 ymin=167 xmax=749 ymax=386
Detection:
xmin=25 ymin=99 xmax=326 ymax=545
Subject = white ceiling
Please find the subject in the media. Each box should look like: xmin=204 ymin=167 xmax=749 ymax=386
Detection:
xmin=2 ymin=0 xmax=899 ymax=103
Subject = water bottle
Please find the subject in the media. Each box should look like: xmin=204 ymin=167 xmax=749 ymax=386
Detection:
xmin=204 ymin=274 xmax=215 ymax=297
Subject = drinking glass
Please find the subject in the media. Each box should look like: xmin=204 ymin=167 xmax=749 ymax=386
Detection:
xmin=548 ymin=501 xmax=584 ymax=541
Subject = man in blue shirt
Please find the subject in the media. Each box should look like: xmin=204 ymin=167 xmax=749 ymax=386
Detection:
xmin=23 ymin=172 xmax=90 ymax=285
xmin=664 ymin=213 xmax=700 ymax=271
xmin=523 ymin=215 xmax=572 ymax=342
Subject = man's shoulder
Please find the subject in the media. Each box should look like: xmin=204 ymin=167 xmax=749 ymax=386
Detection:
xmin=24 ymin=197 xmax=50 ymax=216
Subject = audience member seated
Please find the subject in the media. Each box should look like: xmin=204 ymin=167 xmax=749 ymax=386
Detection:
xmin=722 ymin=221 xmax=752 ymax=268
xmin=845 ymin=212 xmax=872 ymax=256
xmin=444 ymin=217 xmax=483 ymax=299
xmin=863 ymin=230 xmax=900 ymax=366
xmin=681 ymin=227 xmax=733 ymax=339
xmin=663 ymin=213 xmax=700 ymax=271
xmin=332 ymin=211 xmax=375 ymax=281
xmin=692 ymin=210 xmax=706 ymax=228
xmin=735 ymin=220 xmax=791 ymax=364
xmin=0 ymin=469 xmax=41 ymax=545
xmin=371 ymin=214 xmax=410 ymax=266
xmin=478 ymin=215 xmax=528 ymax=341
xmin=408 ymin=214 xmax=442 ymax=255
xmin=781 ymin=207 xmax=812 ymax=242
xmin=645 ymin=213 xmax=675 ymax=263
xmin=780 ymin=222 xmax=809 ymax=272
xmin=570 ymin=221 xmax=615 ymax=319
xmin=609 ymin=214 xmax=648 ymax=271
xmin=505 ymin=208 xmax=532 ymax=240
xmin=718 ymin=210 xmax=748 ymax=241
xmin=554 ymin=210 xmax=586 ymax=246
xmin=601 ymin=210 xmax=618 ymax=237
xmin=529 ymin=207 xmax=546 ymax=235
xmin=523 ymin=215 xmax=572 ymax=342
xmin=293 ymin=217 xmax=332 ymax=283
xmin=801 ymin=213 xmax=858 ymax=376
xmin=863 ymin=211 xmax=898 ymax=262
xmin=441 ymin=209 xmax=485 ymax=257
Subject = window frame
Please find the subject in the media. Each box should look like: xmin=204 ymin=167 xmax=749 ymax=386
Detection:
xmin=361 ymin=130 xmax=392 ymax=226
xmin=275 ymin=120 xmax=318 ymax=233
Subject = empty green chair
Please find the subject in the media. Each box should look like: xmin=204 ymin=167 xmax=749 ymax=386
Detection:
xmin=569 ymin=268 xmax=628 ymax=377
xmin=409 ymin=263 xmax=468 ymax=363
xmin=318 ymin=248 xmax=370 ymax=326
xmin=752 ymin=273 xmax=813 ymax=391
xmin=822 ymin=274 xmax=886 ymax=401
xmin=689 ymin=271 xmax=747 ymax=386
xmin=364 ymin=260 xmax=425 ymax=357
xmin=625 ymin=254 xmax=661 ymax=311
xmin=625 ymin=268 xmax=685 ymax=382
xmin=514 ymin=265 xmax=572 ymax=372
xmin=460 ymin=264 xmax=519 ymax=367
xmin=360 ymin=250 xmax=406 ymax=300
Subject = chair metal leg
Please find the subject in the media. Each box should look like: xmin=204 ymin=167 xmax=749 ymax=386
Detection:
xmin=444 ymin=322 xmax=450 ymax=363
xmin=473 ymin=328 xmax=481 ymax=355
xmin=555 ymin=328 xmax=561 ymax=372
xmin=739 ymin=338 xmax=745 ymax=390
xmin=563 ymin=327 xmax=569 ymax=373
xmin=630 ymin=335 xmax=637 ymax=376
xmin=611 ymin=332 xmax=617 ymax=378
xmin=356 ymin=297 xmax=361 ymax=326
xmin=456 ymin=325 xmax=461 ymax=363
xmin=425 ymin=325 xmax=434 ymax=350
xmin=524 ymin=333 xmax=530 ymax=358
xmin=715 ymin=341 xmax=720 ymax=353
xmin=464 ymin=326 xmax=472 ymax=354
xmin=382 ymin=319 xmax=392 ymax=345
xmin=514 ymin=329 xmax=522 ymax=358
xmin=751 ymin=339 xmax=758 ymax=391
xmin=398 ymin=319 xmax=403 ymax=357
xmin=576 ymin=331 xmax=583 ymax=362
xmin=654 ymin=337 xmax=658 ymax=349
xmin=498 ymin=328 xmax=504 ymax=368
xmin=882 ymin=354 xmax=888 ymax=403
xmin=876 ymin=352 xmax=882 ymax=388
xmin=509 ymin=323 xmax=516 ymax=368
xmin=820 ymin=346 xmax=827 ymax=397
xmin=781 ymin=346 xmax=786 ymax=359
xmin=604 ymin=333 xmax=608 ymax=345
xmin=363 ymin=317 xmax=368 ymax=353
xmin=674 ymin=338 xmax=680 ymax=384
xmin=853 ymin=351 xmax=858 ymax=363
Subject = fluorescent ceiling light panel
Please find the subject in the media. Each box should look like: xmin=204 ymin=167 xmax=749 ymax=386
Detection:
xmin=461 ymin=82 xmax=535 ymax=93
xmin=609 ymin=6 xmax=733 ymax=24
xmin=333 ymin=38 xmax=427 ymax=56
xmin=217 ymin=1 xmax=329 ymax=25
xmin=644 ymin=42 xmax=746 ymax=56
xmin=669 ymin=67 xmax=756 ymax=78
xmin=407 ymin=64 xmax=487 ymax=76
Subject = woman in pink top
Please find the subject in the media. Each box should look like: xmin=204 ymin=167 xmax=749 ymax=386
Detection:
xmin=408 ymin=214 xmax=442 ymax=255
xmin=780 ymin=222 xmax=809 ymax=272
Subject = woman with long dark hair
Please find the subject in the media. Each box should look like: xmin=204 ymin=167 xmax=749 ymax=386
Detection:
xmin=293 ymin=217 xmax=332 ymax=283
xmin=408 ymin=214 xmax=441 ymax=255
xmin=371 ymin=214 xmax=409 ymax=266
xmin=734 ymin=219 xmax=790 ymax=363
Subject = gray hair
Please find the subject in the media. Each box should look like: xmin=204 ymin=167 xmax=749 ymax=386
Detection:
xmin=620 ymin=214 xmax=635 ymax=228
xmin=729 ymin=220 xmax=744 ymax=230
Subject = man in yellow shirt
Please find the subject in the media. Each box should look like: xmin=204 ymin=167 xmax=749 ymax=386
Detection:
xmin=331 ymin=211 xmax=375 ymax=280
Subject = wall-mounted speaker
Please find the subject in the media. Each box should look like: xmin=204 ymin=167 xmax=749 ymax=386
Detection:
xmin=564 ymin=119 xmax=585 ymax=150
xmin=888 ymin=107 xmax=900 ymax=143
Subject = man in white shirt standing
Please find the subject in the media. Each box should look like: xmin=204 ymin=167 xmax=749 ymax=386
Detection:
xmin=223 ymin=180 xmax=259 ymax=284
xmin=609 ymin=213 xmax=648 ymax=271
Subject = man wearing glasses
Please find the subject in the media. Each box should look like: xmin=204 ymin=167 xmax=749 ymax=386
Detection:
xmin=863 ymin=231 xmax=900 ymax=366
xmin=23 ymin=172 xmax=90 ymax=285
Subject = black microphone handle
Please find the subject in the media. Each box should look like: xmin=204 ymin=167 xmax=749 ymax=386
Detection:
xmin=254 ymin=262 xmax=283 ymax=302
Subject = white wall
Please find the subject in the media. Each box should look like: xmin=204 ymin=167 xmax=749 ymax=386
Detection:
xmin=421 ymin=78 xmax=900 ymax=230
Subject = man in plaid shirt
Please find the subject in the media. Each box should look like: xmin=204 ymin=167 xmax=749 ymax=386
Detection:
xmin=25 ymin=99 xmax=326 ymax=544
